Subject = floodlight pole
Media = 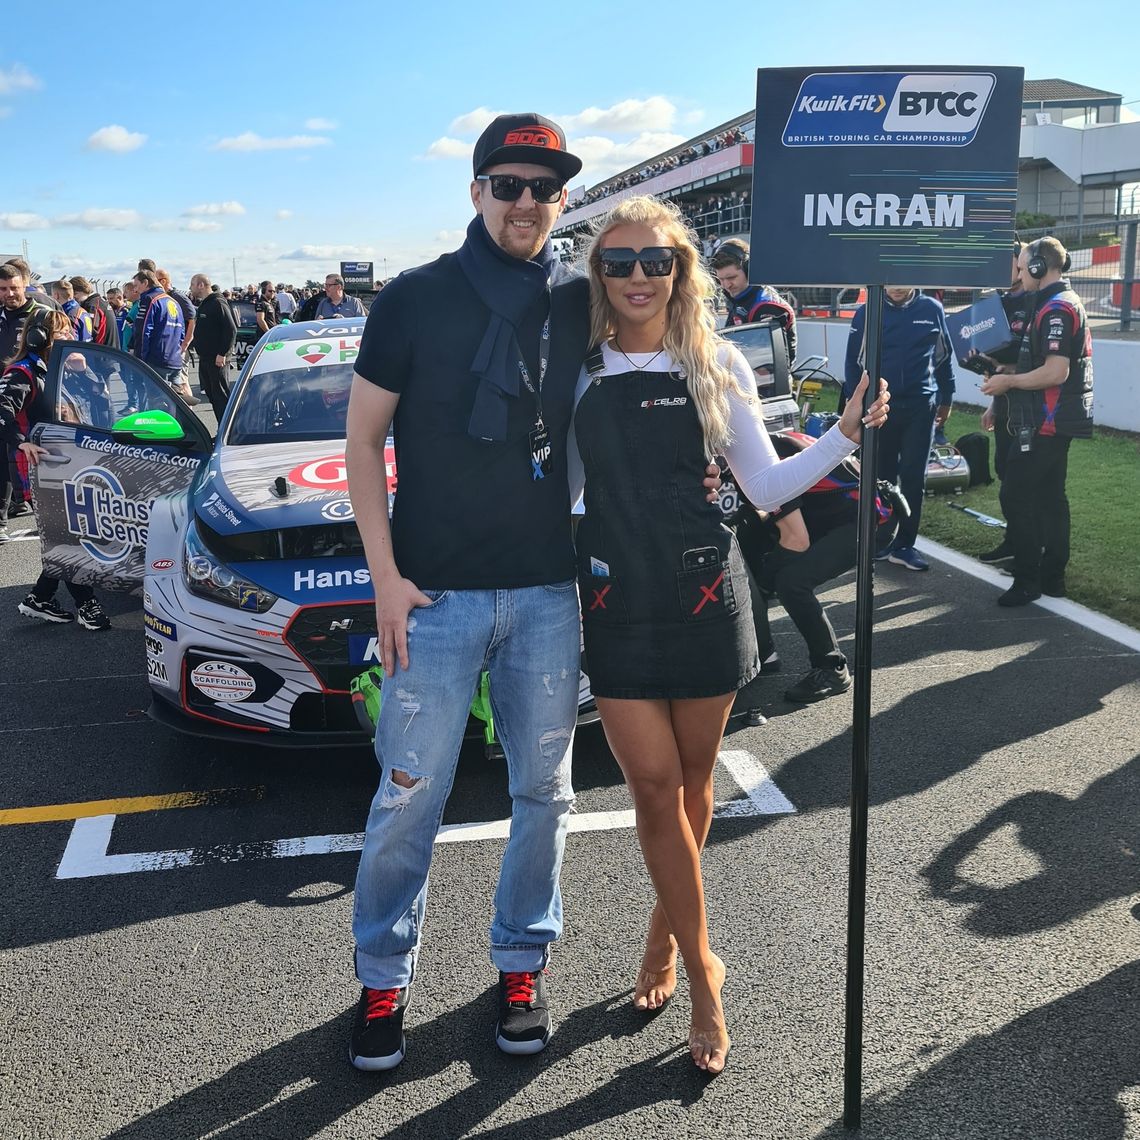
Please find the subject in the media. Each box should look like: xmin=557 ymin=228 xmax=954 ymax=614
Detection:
xmin=843 ymin=282 xmax=884 ymax=1130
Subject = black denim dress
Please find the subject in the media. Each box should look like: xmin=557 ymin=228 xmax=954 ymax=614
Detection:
xmin=574 ymin=360 xmax=758 ymax=700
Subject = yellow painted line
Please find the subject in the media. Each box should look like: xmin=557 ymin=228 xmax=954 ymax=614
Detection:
xmin=0 ymin=787 xmax=265 ymax=827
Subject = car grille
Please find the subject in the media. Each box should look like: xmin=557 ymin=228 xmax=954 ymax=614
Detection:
xmin=283 ymin=602 xmax=377 ymax=692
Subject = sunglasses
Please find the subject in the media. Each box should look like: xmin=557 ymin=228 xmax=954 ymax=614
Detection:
xmin=598 ymin=247 xmax=678 ymax=278
xmin=476 ymin=174 xmax=565 ymax=204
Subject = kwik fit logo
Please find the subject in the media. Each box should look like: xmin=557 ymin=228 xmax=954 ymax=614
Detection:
xmin=784 ymin=72 xmax=995 ymax=147
xmin=64 ymin=466 xmax=152 ymax=564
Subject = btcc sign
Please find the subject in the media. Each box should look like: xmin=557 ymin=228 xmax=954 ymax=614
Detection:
xmin=784 ymin=71 xmax=995 ymax=147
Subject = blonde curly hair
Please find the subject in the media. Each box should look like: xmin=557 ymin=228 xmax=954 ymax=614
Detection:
xmin=584 ymin=195 xmax=749 ymax=458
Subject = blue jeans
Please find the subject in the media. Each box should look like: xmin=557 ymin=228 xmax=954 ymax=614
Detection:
xmin=353 ymin=582 xmax=580 ymax=990
xmin=875 ymin=397 xmax=937 ymax=548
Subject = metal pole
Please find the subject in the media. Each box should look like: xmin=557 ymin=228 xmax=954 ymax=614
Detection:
xmin=1120 ymin=220 xmax=1137 ymax=333
xmin=843 ymin=282 xmax=884 ymax=1130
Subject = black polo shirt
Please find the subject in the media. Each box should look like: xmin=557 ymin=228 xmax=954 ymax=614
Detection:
xmin=355 ymin=254 xmax=589 ymax=590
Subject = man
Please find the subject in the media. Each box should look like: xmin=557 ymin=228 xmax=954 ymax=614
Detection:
xmin=130 ymin=269 xmax=185 ymax=388
xmin=254 ymin=280 xmax=279 ymax=334
xmin=156 ymin=269 xmax=197 ymax=402
xmin=71 ymin=276 xmax=120 ymax=350
xmin=275 ymin=283 xmax=297 ymax=317
xmin=0 ymin=262 xmax=50 ymax=541
xmin=345 ymin=113 xmax=591 ymax=1072
xmin=189 ymin=273 xmax=236 ymax=420
xmin=106 ymin=286 xmax=131 ymax=347
xmin=52 ymin=279 xmax=95 ymax=342
xmin=845 ymin=285 xmax=954 ymax=572
xmin=711 ymin=239 xmax=797 ymax=361
xmin=315 ymin=273 xmax=365 ymax=320
xmin=981 ymin=237 xmax=1092 ymax=605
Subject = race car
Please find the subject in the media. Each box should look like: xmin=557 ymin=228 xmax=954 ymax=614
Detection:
xmin=29 ymin=320 xmax=597 ymax=747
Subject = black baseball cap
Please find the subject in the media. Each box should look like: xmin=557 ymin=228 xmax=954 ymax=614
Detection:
xmin=472 ymin=113 xmax=582 ymax=182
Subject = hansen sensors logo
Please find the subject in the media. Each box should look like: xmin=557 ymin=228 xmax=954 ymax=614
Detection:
xmin=784 ymin=72 xmax=995 ymax=147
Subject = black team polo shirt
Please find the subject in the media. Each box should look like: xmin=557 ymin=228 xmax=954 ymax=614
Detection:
xmin=354 ymin=255 xmax=589 ymax=591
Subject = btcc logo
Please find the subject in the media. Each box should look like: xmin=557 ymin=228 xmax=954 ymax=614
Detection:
xmin=898 ymin=91 xmax=979 ymax=117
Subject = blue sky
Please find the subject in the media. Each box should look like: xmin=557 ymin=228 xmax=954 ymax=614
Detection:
xmin=1 ymin=0 xmax=1135 ymax=289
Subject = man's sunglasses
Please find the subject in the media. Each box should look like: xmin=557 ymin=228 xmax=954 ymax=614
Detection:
xmin=476 ymin=174 xmax=565 ymax=204
xmin=598 ymin=247 xmax=678 ymax=278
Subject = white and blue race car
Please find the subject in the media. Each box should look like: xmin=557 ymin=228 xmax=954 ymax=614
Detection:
xmin=30 ymin=320 xmax=596 ymax=747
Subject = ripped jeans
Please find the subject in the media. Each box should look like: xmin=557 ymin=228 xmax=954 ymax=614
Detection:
xmin=352 ymin=582 xmax=580 ymax=990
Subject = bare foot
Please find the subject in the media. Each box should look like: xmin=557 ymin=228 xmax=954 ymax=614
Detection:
xmin=633 ymin=908 xmax=678 ymax=1011
xmin=688 ymin=954 xmax=730 ymax=1074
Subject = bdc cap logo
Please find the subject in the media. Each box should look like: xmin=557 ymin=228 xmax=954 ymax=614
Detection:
xmin=503 ymin=127 xmax=560 ymax=149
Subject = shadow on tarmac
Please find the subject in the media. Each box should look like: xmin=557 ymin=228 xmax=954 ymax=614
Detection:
xmin=922 ymin=753 xmax=1140 ymax=936
xmin=812 ymin=959 xmax=1140 ymax=1140
xmin=101 ymin=991 xmax=714 ymax=1140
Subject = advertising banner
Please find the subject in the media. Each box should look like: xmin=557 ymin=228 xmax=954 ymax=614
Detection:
xmin=339 ymin=261 xmax=374 ymax=290
xmin=751 ymin=66 xmax=1024 ymax=287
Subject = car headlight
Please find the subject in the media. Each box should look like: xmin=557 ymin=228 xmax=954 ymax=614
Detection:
xmin=183 ymin=518 xmax=278 ymax=613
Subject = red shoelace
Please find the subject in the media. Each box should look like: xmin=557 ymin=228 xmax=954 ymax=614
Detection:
xmin=503 ymin=971 xmax=537 ymax=1004
xmin=363 ymin=987 xmax=401 ymax=1020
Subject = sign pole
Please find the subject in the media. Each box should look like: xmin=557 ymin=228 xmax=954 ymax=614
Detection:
xmin=843 ymin=283 xmax=884 ymax=1130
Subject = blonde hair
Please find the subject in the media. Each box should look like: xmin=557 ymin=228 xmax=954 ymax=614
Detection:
xmin=585 ymin=195 xmax=747 ymax=458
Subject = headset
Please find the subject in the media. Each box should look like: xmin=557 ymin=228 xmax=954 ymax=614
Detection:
xmin=715 ymin=240 xmax=749 ymax=276
xmin=1026 ymin=238 xmax=1072 ymax=280
xmin=23 ymin=307 xmax=52 ymax=353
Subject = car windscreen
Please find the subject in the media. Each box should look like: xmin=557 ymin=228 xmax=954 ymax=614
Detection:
xmin=226 ymin=361 xmax=353 ymax=444
xmin=721 ymin=325 xmax=776 ymax=393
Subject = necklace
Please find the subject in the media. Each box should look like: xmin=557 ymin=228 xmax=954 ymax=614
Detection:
xmin=613 ymin=338 xmax=666 ymax=373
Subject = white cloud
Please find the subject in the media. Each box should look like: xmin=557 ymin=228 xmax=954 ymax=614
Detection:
xmin=683 ymin=109 xmax=706 ymax=126
xmin=448 ymin=107 xmax=502 ymax=135
xmin=213 ymin=132 xmax=331 ymax=152
xmin=560 ymin=97 xmax=678 ymax=135
xmin=304 ymin=117 xmax=338 ymax=131
xmin=0 ymin=64 xmax=41 ymax=96
xmin=275 ymin=209 xmax=293 ymax=220
xmin=54 ymin=208 xmax=143 ymax=230
xmin=184 ymin=201 xmax=246 ymax=216
xmin=280 ymin=245 xmax=377 ymax=261
xmin=572 ymin=131 xmax=687 ymax=178
xmin=0 ymin=212 xmax=50 ymax=231
xmin=422 ymin=136 xmax=473 ymax=160
xmin=86 ymin=125 xmax=147 ymax=153
xmin=435 ymin=229 xmax=466 ymax=245
xmin=182 ymin=219 xmax=224 ymax=232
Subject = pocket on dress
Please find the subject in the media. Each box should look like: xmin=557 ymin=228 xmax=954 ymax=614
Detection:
xmin=676 ymin=565 xmax=737 ymax=622
xmin=579 ymin=573 xmax=628 ymax=624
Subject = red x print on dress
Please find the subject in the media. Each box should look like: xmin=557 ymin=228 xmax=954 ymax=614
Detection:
xmin=590 ymin=585 xmax=612 ymax=611
xmin=691 ymin=571 xmax=724 ymax=615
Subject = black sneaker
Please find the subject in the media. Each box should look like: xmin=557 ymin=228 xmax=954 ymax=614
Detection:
xmin=9 ymin=502 xmax=33 ymax=518
xmin=349 ymin=985 xmax=409 ymax=1071
xmin=997 ymin=584 xmax=1041 ymax=607
xmin=785 ymin=664 xmax=852 ymax=704
xmin=759 ymin=651 xmax=781 ymax=675
xmin=18 ymin=594 xmax=74 ymax=623
xmin=979 ymin=544 xmax=1014 ymax=565
xmin=495 ymin=970 xmax=551 ymax=1055
xmin=77 ymin=599 xmax=112 ymax=631
xmin=1041 ymin=578 xmax=1066 ymax=598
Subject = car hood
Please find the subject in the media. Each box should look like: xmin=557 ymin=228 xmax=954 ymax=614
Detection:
xmin=194 ymin=439 xmax=357 ymax=533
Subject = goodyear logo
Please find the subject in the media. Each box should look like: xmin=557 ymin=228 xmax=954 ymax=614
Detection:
xmin=784 ymin=72 xmax=995 ymax=147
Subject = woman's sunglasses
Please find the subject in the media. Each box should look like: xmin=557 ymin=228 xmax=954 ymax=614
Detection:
xmin=475 ymin=174 xmax=565 ymax=204
xmin=598 ymin=247 xmax=679 ymax=278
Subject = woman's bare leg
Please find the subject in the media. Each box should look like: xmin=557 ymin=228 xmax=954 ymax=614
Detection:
xmin=597 ymin=693 xmax=735 ymax=1072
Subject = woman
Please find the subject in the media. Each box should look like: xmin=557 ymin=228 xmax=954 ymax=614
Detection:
xmin=571 ymin=196 xmax=887 ymax=1073
xmin=0 ymin=307 xmax=112 ymax=629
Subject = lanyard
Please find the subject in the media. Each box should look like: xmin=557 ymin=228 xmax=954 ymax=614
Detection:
xmin=517 ymin=315 xmax=551 ymax=428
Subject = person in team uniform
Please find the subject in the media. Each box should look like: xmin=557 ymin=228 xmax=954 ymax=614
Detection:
xmin=710 ymin=239 xmax=797 ymax=362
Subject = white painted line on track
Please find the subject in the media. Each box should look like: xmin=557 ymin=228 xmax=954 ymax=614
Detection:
xmin=916 ymin=537 xmax=1140 ymax=652
xmin=54 ymin=752 xmax=794 ymax=879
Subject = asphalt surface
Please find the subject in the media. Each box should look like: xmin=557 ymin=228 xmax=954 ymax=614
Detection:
xmin=1 ymin=472 xmax=1138 ymax=1140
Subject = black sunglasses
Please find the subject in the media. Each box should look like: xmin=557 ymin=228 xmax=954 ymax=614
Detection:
xmin=475 ymin=174 xmax=565 ymax=204
xmin=598 ymin=247 xmax=678 ymax=278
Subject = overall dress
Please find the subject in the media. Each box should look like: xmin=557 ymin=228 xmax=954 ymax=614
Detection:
xmin=574 ymin=352 xmax=758 ymax=700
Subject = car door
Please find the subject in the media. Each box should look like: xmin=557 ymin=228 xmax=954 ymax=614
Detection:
xmin=29 ymin=341 xmax=214 ymax=595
